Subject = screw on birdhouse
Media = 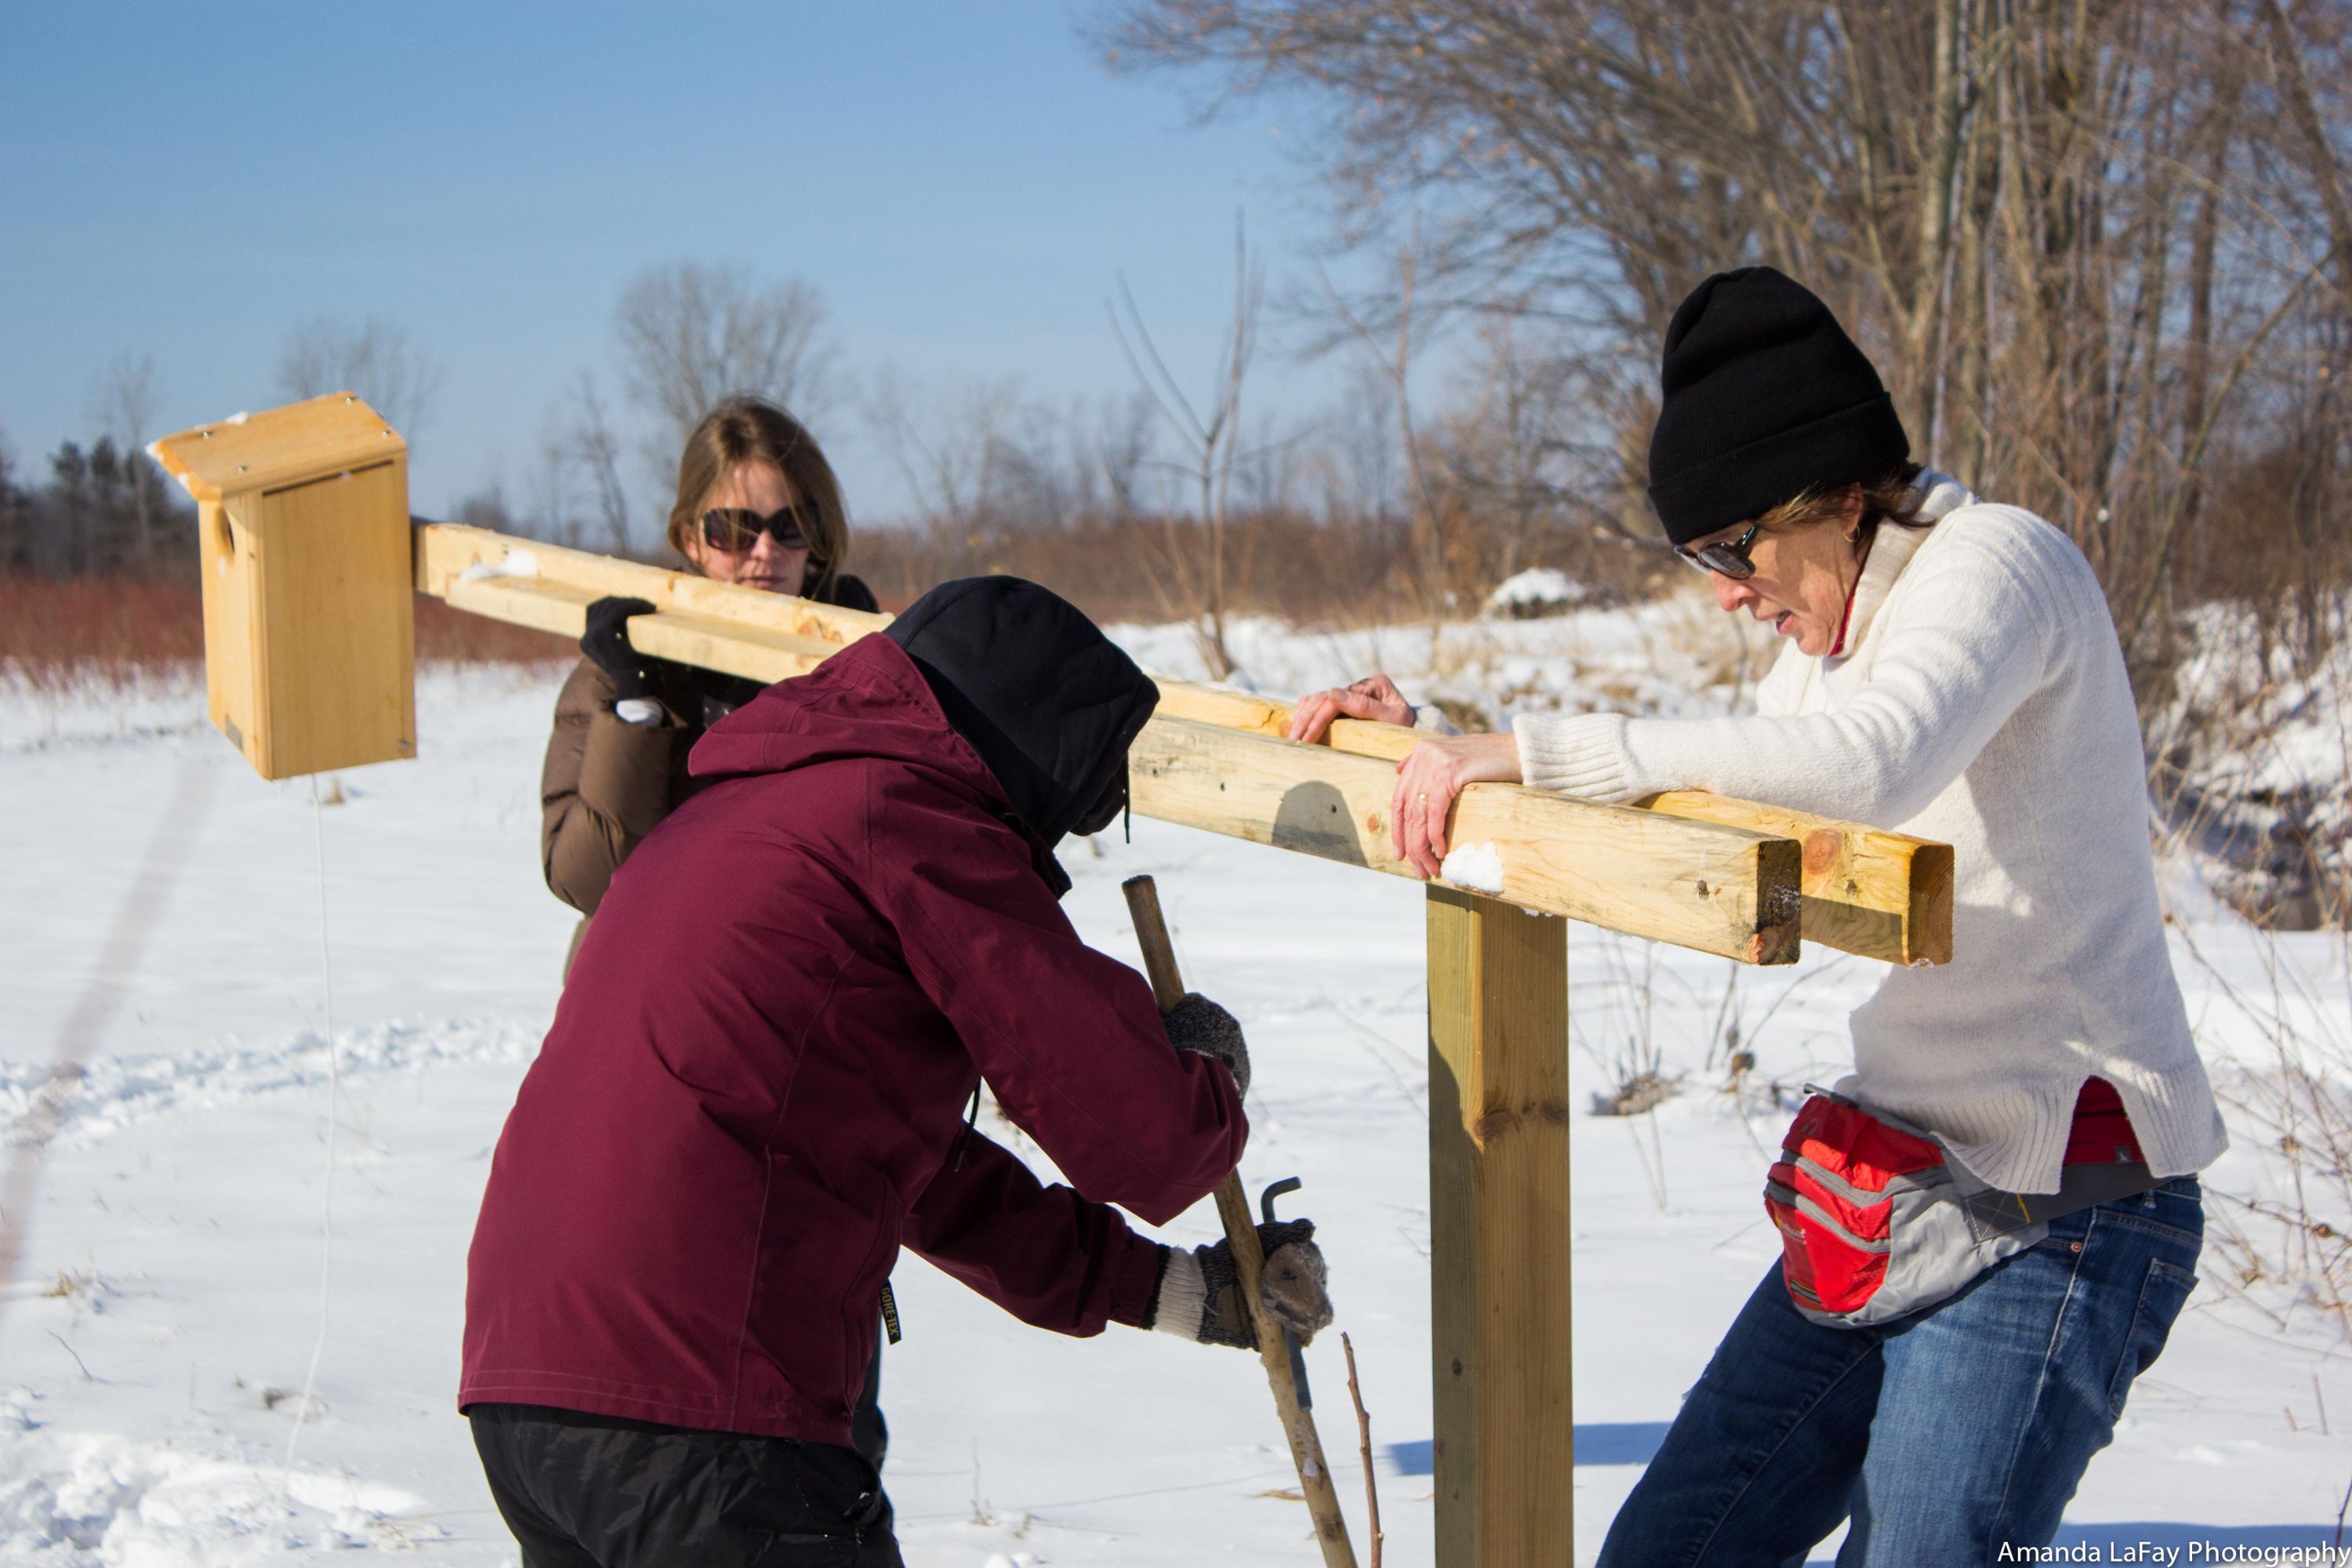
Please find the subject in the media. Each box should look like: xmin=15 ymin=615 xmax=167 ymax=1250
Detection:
xmin=235 ymin=464 xmax=248 ymax=474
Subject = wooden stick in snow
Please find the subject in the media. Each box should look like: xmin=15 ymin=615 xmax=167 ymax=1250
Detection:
xmin=1343 ymin=1332 xmax=1385 ymax=1568
xmin=1121 ymin=876 xmax=1359 ymax=1568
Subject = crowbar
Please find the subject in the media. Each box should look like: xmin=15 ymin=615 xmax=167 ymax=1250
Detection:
xmin=1123 ymin=874 xmax=1358 ymax=1568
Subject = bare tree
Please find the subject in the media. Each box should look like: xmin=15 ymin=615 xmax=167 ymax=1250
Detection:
xmin=1096 ymin=0 xmax=2352 ymax=695
xmin=522 ymin=407 xmax=584 ymax=550
xmin=564 ymin=373 xmax=637 ymax=557
xmin=615 ymin=261 xmax=833 ymax=453
xmin=861 ymin=369 xmax=1027 ymax=534
xmin=277 ymin=317 xmax=445 ymax=444
xmin=1317 ymin=236 xmax=1472 ymax=624
xmin=1109 ymin=216 xmax=1267 ymax=677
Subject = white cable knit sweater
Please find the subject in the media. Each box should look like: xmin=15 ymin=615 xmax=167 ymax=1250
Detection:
xmin=1512 ymin=474 xmax=2226 ymax=1194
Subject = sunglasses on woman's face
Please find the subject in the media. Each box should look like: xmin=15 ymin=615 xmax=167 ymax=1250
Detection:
xmin=699 ymin=506 xmax=810 ymax=554
xmin=1674 ymin=520 xmax=1762 ymax=580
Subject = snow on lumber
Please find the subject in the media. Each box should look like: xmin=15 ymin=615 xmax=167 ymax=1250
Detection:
xmin=1438 ymin=841 xmax=1506 ymax=895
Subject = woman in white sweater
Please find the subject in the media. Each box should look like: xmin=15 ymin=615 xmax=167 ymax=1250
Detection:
xmin=1294 ymin=268 xmax=2223 ymax=1563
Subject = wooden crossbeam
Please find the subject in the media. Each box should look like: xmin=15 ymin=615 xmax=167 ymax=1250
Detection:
xmin=1147 ymin=682 xmax=1951 ymax=967
xmin=1636 ymin=791 xmax=1951 ymax=967
xmin=414 ymin=522 xmax=1959 ymax=965
xmin=442 ymin=575 xmax=838 ymax=683
xmin=418 ymin=522 xmax=891 ymax=649
xmin=1131 ymin=719 xmax=1799 ymax=964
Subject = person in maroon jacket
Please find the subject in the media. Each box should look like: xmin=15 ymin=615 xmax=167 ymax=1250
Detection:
xmin=462 ymin=577 xmax=1334 ymax=1568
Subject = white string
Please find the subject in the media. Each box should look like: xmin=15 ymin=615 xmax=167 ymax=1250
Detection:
xmin=285 ymin=774 xmax=341 ymax=1487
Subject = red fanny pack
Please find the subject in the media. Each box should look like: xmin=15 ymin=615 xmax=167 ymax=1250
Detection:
xmin=1766 ymin=1081 xmax=2148 ymax=1328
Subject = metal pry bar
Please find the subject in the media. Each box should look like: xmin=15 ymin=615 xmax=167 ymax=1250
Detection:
xmin=1259 ymin=1175 xmax=1315 ymax=1409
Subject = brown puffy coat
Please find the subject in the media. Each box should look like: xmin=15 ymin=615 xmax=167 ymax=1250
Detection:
xmin=539 ymin=575 xmax=877 ymax=962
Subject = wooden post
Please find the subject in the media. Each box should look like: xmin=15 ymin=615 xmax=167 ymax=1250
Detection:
xmin=1427 ymin=885 xmax=1573 ymax=1566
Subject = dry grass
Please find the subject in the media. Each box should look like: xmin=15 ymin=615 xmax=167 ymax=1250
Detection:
xmin=415 ymin=597 xmax=574 ymax=663
xmin=2176 ymin=922 xmax=2352 ymax=1350
xmin=848 ymin=510 xmax=1673 ymax=628
xmin=0 ymin=575 xmax=572 ymax=687
xmin=0 ymin=574 xmax=203 ymax=684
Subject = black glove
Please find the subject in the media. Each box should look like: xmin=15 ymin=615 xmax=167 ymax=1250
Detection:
xmin=579 ymin=597 xmax=666 ymax=705
xmin=1163 ymin=992 xmax=1250 ymax=1098
xmin=1147 ymin=1218 xmax=1333 ymax=1349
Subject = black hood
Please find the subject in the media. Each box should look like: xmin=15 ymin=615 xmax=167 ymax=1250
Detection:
xmin=883 ymin=577 xmax=1159 ymax=852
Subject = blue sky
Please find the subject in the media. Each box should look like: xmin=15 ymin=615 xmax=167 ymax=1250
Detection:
xmin=2 ymin=2 xmax=1423 ymax=524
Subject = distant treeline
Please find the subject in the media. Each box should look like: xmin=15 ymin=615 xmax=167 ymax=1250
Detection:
xmin=0 ymin=436 xmax=193 ymax=580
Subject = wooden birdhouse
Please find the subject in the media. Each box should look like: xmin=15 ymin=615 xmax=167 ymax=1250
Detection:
xmin=151 ymin=393 xmax=415 ymax=780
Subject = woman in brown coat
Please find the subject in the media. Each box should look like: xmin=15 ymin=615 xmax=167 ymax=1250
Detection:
xmin=540 ymin=396 xmax=879 ymax=958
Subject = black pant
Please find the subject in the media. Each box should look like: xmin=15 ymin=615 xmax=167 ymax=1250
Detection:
xmin=472 ymin=1375 xmax=900 ymax=1568
xmin=846 ymin=1338 xmax=891 ymax=1547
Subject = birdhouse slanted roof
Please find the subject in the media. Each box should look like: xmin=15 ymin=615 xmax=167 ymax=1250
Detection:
xmin=148 ymin=392 xmax=405 ymax=503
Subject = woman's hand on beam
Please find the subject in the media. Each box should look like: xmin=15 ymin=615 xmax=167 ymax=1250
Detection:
xmin=1393 ymin=733 xmax=1523 ymax=880
xmin=1286 ymin=673 xmax=1414 ymax=742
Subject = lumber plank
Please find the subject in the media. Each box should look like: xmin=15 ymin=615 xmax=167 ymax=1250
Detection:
xmin=1637 ymin=791 xmax=1954 ymax=967
xmin=417 ymin=523 xmax=888 ymax=647
xmin=1128 ymin=717 xmax=1802 ymax=964
xmin=1150 ymin=680 xmax=1418 ymax=759
xmin=1150 ymin=681 xmax=1948 ymax=966
xmin=441 ymin=575 xmax=839 ymax=684
xmin=1427 ymin=885 xmax=1573 ymax=1566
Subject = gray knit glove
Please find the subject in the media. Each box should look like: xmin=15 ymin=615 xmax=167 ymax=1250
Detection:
xmin=1148 ymin=1220 xmax=1332 ymax=1349
xmin=1163 ymin=992 xmax=1250 ymax=1098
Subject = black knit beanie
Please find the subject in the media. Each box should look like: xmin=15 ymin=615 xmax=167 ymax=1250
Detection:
xmin=1646 ymin=267 xmax=1910 ymax=546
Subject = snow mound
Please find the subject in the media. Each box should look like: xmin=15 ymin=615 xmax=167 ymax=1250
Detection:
xmin=1485 ymin=568 xmax=1592 ymax=619
xmin=0 ymin=1017 xmax=541 ymax=1150
xmin=0 ymin=1429 xmax=433 ymax=1563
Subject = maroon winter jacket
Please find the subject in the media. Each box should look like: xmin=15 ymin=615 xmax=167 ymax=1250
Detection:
xmin=461 ymin=628 xmax=1246 ymax=1446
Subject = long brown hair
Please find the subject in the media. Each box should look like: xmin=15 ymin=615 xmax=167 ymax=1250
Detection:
xmin=666 ymin=397 xmax=849 ymax=599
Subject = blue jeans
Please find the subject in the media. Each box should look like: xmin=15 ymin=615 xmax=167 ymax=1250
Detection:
xmin=1599 ymin=1178 xmax=2203 ymax=1567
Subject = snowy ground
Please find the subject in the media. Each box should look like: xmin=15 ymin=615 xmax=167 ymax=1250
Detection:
xmin=5 ymin=638 xmax=2352 ymax=1565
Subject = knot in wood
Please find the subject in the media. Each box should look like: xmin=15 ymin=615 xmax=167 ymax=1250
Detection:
xmin=1471 ymin=1098 xmax=1571 ymax=1144
xmin=1802 ymin=828 xmax=1842 ymax=877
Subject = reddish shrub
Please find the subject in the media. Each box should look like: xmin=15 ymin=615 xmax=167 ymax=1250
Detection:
xmin=0 ymin=575 xmax=573 ymax=685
